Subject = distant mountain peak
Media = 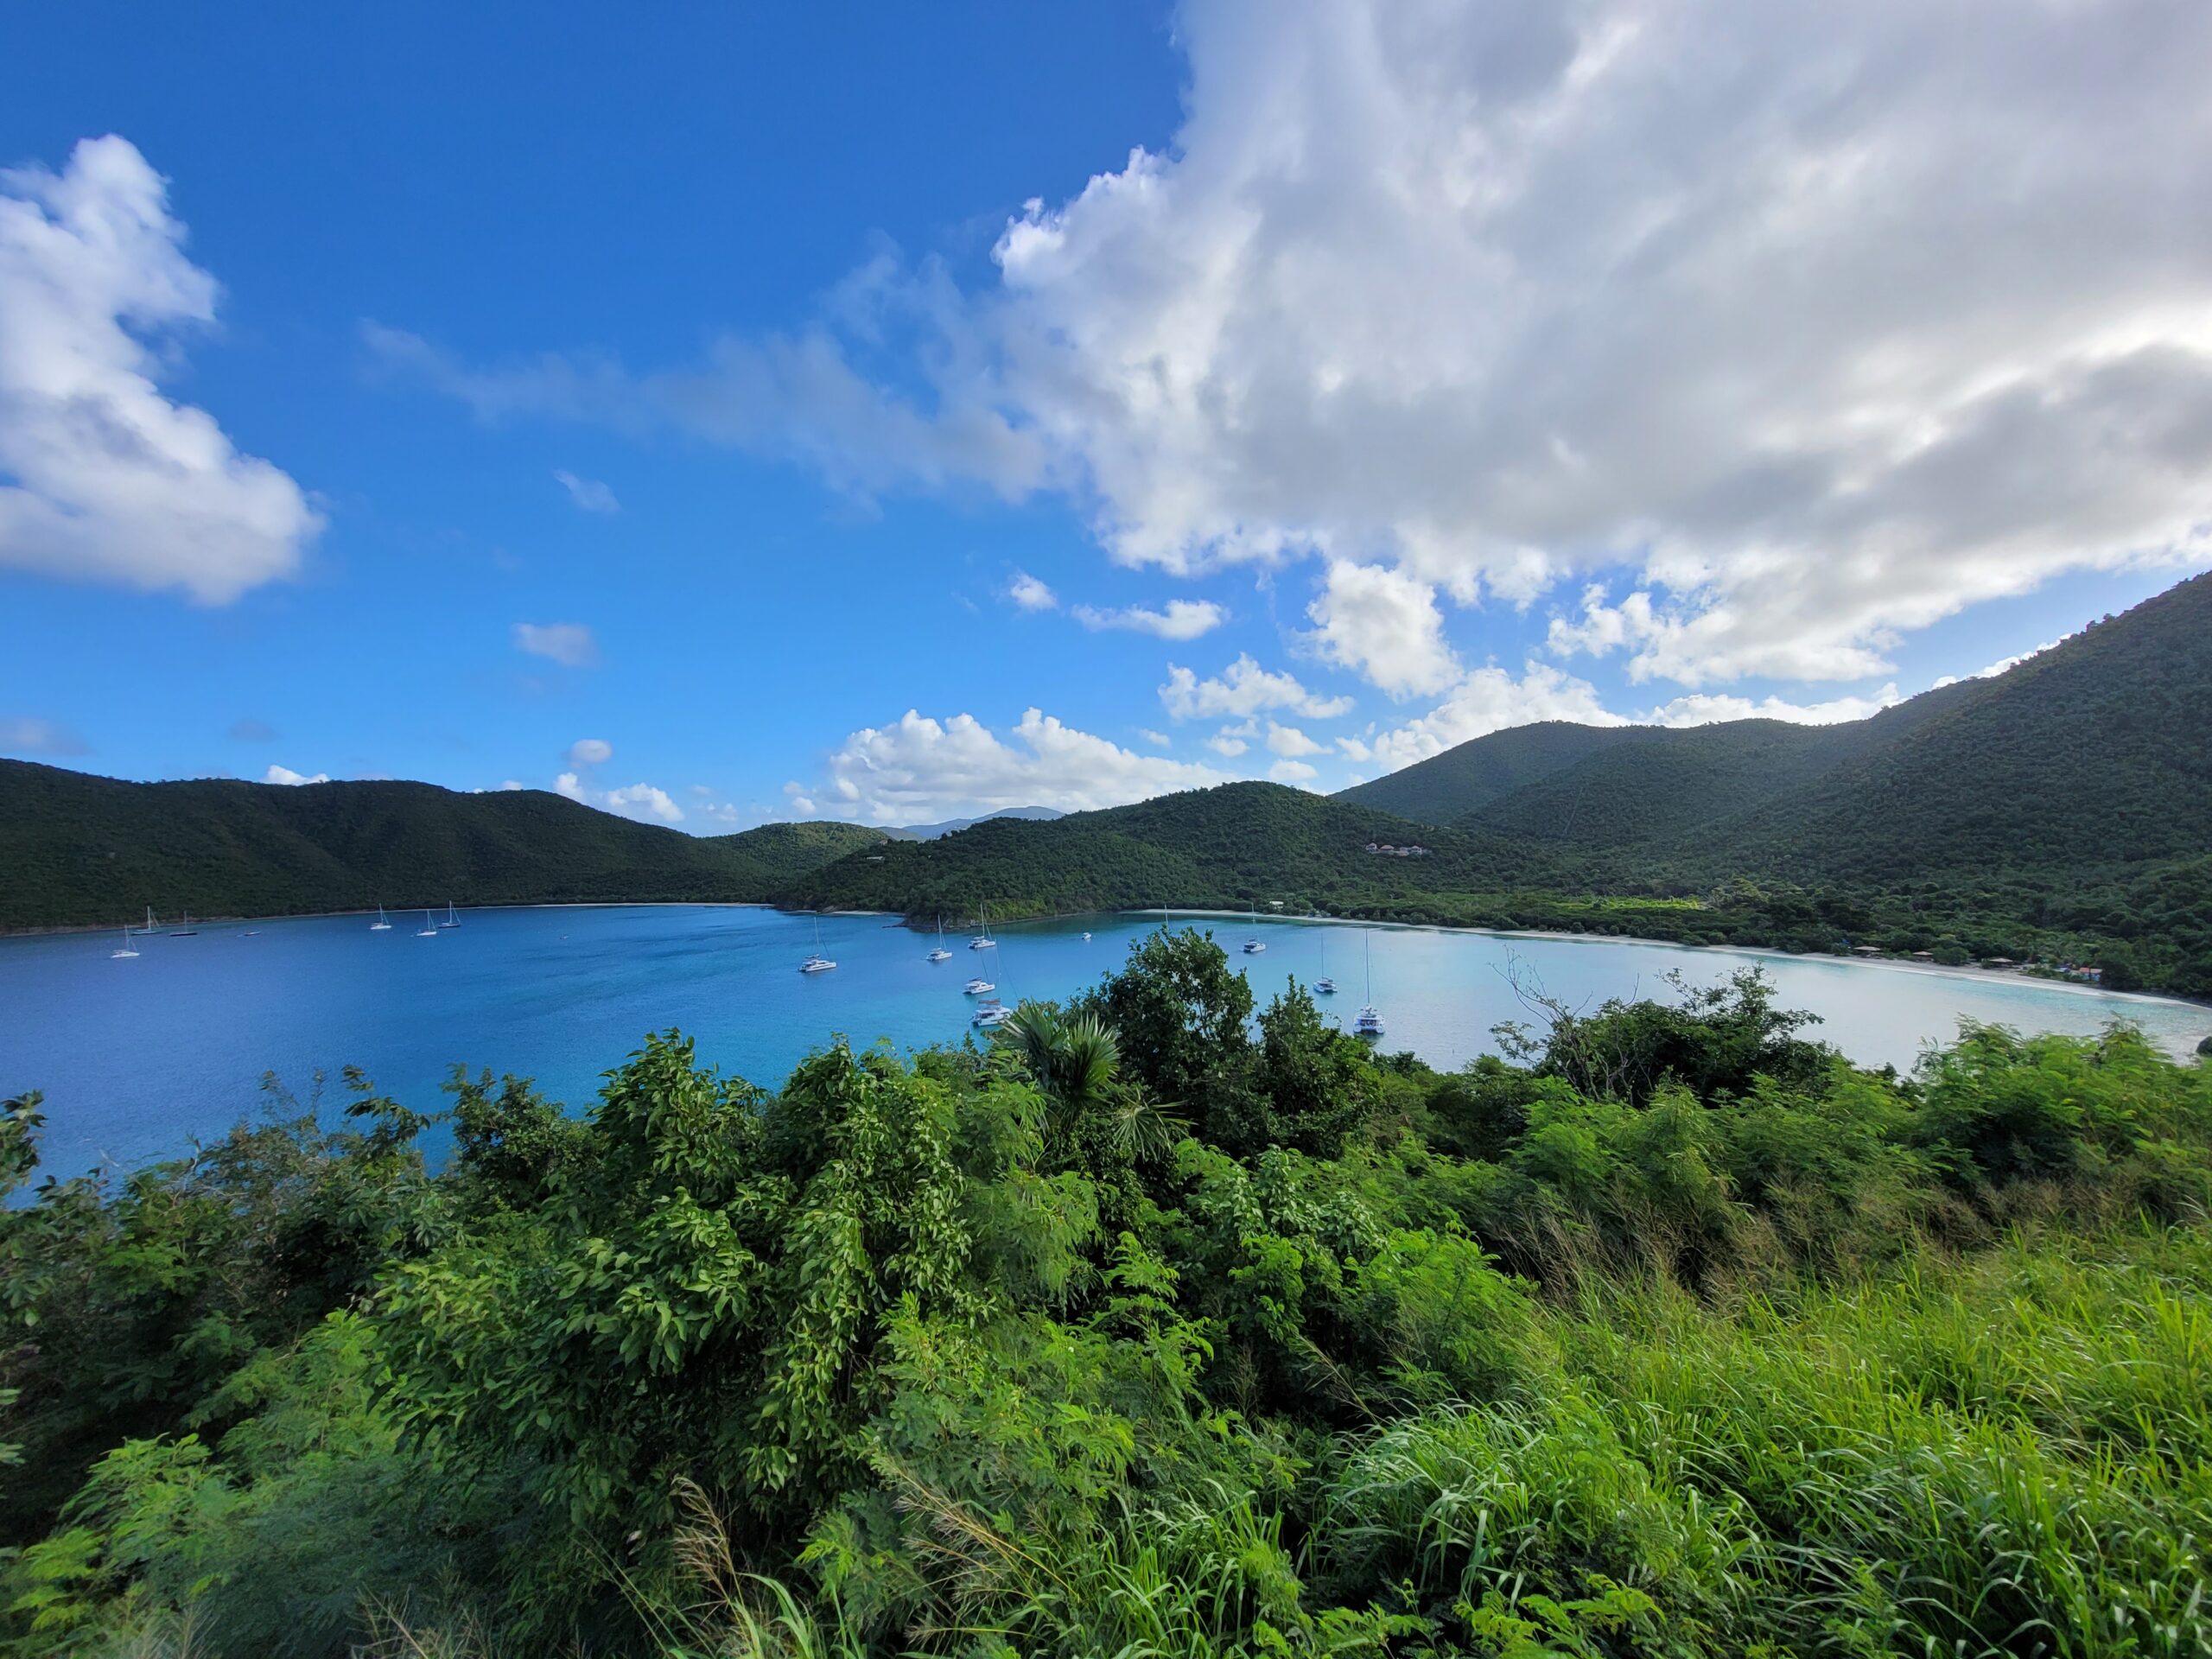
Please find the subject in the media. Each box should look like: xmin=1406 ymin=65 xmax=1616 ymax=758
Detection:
xmin=883 ymin=805 xmax=1067 ymax=841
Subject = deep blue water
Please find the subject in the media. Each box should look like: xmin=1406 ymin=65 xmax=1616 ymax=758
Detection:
xmin=4 ymin=905 xmax=2206 ymax=1181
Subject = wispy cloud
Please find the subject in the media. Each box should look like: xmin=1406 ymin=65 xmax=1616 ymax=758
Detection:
xmin=553 ymin=469 xmax=620 ymax=513
xmin=1 ymin=715 xmax=90 ymax=756
xmin=513 ymin=621 xmax=599 ymax=667
xmin=1072 ymin=599 xmax=1227 ymax=640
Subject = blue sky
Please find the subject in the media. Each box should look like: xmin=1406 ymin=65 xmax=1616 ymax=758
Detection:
xmin=5 ymin=1 xmax=2208 ymax=830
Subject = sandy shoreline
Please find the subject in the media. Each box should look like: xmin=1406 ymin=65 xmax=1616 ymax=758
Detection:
xmin=1115 ymin=907 xmax=2212 ymax=1018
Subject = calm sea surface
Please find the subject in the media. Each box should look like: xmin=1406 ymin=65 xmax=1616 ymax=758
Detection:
xmin=4 ymin=905 xmax=2206 ymax=1179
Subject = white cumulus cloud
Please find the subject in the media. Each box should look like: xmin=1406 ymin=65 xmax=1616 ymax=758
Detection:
xmin=378 ymin=0 xmax=2212 ymax=695
xmin=555 ymin=770 xmax=683 ymax=825
xmin=804 ymin=707 xmax=1229 ymax=823
xmin=1071 ymin=598 xmax=1228 ymax=639
xmin=1368 ymin=661 xmax=1628 ymax=771
xmin=1006 ymin=570 xmax=1058 ymax=611
xmin=1159 ymin=653 xmax=1354 ymax=722
xmin=567 ymin=736 xmax=613 ymax=766
xmin=1647 ymin=685 xmax=1902 ymax=727
xmin=264 ymin=765 xmax=330 ymax=785
xmin=0 ymin=136 xmax=321 ymax=603
xmin=513 ymin=621 xmax=599 ymax=667
xmin=1933 ymin=638 xmax=2069 ymax=689
xmin=1205 ymin=721 xmax=1254 ymax=758
xmin=1304 ymin=562 xmax=1460 ymax=698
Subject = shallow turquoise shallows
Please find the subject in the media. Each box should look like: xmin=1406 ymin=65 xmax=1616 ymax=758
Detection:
xmin=3 ymin=905 xmax=2205 ymax=1179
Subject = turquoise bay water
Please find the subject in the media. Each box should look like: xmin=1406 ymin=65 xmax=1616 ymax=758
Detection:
xmin=3 ymin=904 xmax=2206 ymax=1180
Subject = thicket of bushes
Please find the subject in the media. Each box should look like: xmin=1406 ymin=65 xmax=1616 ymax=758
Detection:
xmin=3 ymin=928 xmax=2208 ymax=1656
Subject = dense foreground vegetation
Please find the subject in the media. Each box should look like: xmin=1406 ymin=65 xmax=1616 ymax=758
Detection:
xmin=4 ymin=931 xmax=2210 ymax=1656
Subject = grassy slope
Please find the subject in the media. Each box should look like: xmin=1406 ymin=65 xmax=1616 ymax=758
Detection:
xmin=0 ymin=762 xmax=885 ymax=928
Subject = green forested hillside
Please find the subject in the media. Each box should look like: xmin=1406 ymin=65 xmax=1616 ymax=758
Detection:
xmin=783 ymin=781 xmax=1570 ymax=922
xmin=1348 ymin=572 xmax=2212 ymax=882
xmin=793 ymin=575 xmax=2212 ymax=993
xmin=6 ymin=938 xmax=2210 ymax=1656
xmin=1335 ymin=721 xmax=1651 ymax=822
xmin=0 ymin=762 xmax=885 ymax=929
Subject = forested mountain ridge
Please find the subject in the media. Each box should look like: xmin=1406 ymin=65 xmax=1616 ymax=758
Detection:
xmin=1343 ymin=571 xmax=2212 ymax=879
xmin=781 ymin=781 xmax=1565 ymax=922
xmin=792 ymin=575 xmax=2212 ymax=991
xmin=0 ymin=762 xmax=886 ymax=929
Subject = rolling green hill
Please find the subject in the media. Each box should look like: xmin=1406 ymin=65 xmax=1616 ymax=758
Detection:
xmin=0 ymin=762 xmax=886 ymax=930
xmin=782 ymin=781 xmax=1570 ymax=923
xmin=1336 ymin=721 xmax=1656 ymax=822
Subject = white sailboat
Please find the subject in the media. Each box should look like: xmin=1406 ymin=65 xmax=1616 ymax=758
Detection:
xmin=1352 ymin=929 xmax=1384 ymax=1038
xmin=416 ymin=910 xmax=439 ymax=937
xmin=144 ymin=906 xmax=157 ymax=935
xmin=371 ymin=904 xmax=392 ymax=931
xmin=110 ymin=926 xmax=139 ymax=960
xmin=963 ymin=975 xmax=996 ymax=996
xmin=927 ymin=919 xmax=952 ymax=963
xmin=969 ymin=904 xmax=996 ymax=950
xmin=800 ymin=912 xmax=836 ymax=974
xmin=972 ymin=921 xmax=1013 ymax=1027
xmin=1315 ymin=924 xmax=1336 ymax=995
xmin=439 ymin=901 xmax=461 ymax=930
xmin=1242 ymin=902 xmax=1266 ymax=954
